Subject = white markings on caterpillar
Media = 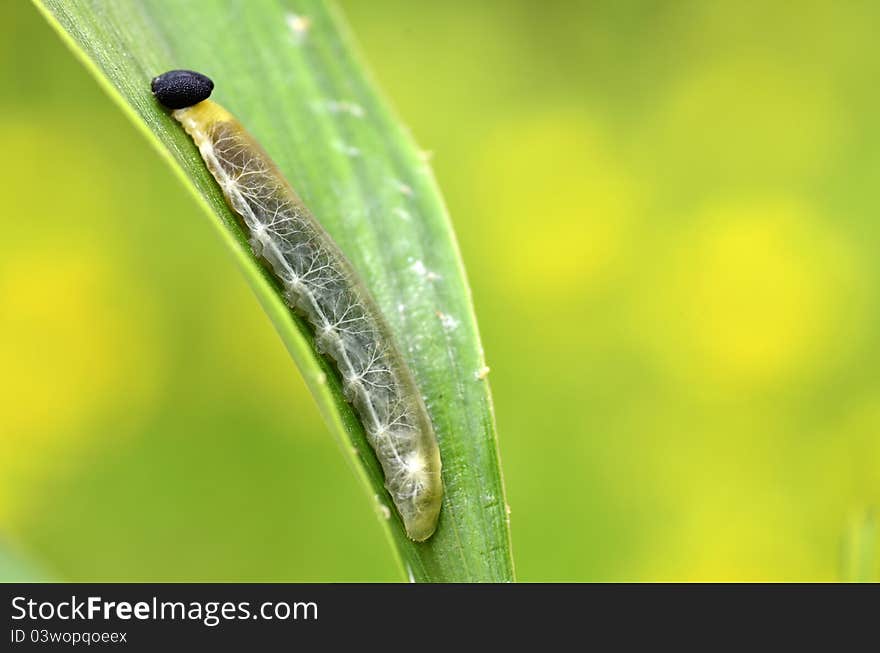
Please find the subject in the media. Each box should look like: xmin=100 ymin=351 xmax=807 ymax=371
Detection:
xmin=393 ymin=207 xmax=412 ymax=222
xmin=170 ymin=99 xmax=442 ymax=541
xmin=475 ymin=366 xmax=491 ymax=380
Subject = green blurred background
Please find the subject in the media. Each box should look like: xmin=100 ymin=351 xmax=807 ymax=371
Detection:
xmin=2 ymin=1 xmax=878 ymax=581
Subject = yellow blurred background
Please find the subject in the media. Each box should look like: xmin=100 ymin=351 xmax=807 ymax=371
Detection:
xmin=1 ymin=1 xmax=878 ymax=581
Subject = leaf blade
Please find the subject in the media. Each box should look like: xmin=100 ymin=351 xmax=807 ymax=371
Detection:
xmin=33 ymin=0 xmax=513 ymax=582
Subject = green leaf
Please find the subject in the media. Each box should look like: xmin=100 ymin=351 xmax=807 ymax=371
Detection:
xmin=32 ymin=0 xmax=513 ymax=582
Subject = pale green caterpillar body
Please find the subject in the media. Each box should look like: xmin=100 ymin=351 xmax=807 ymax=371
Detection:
xmin=151 ymin=70 xmax=443 ymax=541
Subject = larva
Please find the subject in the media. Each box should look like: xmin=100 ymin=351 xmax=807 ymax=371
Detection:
xmin=151 ymin=70 xmax=443 ymax=541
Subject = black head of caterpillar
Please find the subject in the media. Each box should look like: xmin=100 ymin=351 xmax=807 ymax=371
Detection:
xmin=151 ymin=70 xmax=214 ymax=110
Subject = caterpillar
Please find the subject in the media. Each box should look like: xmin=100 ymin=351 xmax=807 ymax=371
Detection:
xmin=151 ymin=70 xmax=443 ymax=541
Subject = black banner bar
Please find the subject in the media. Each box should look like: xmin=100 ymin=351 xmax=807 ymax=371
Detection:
xmin=2 ymin=583 xmax=878 ymax=649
